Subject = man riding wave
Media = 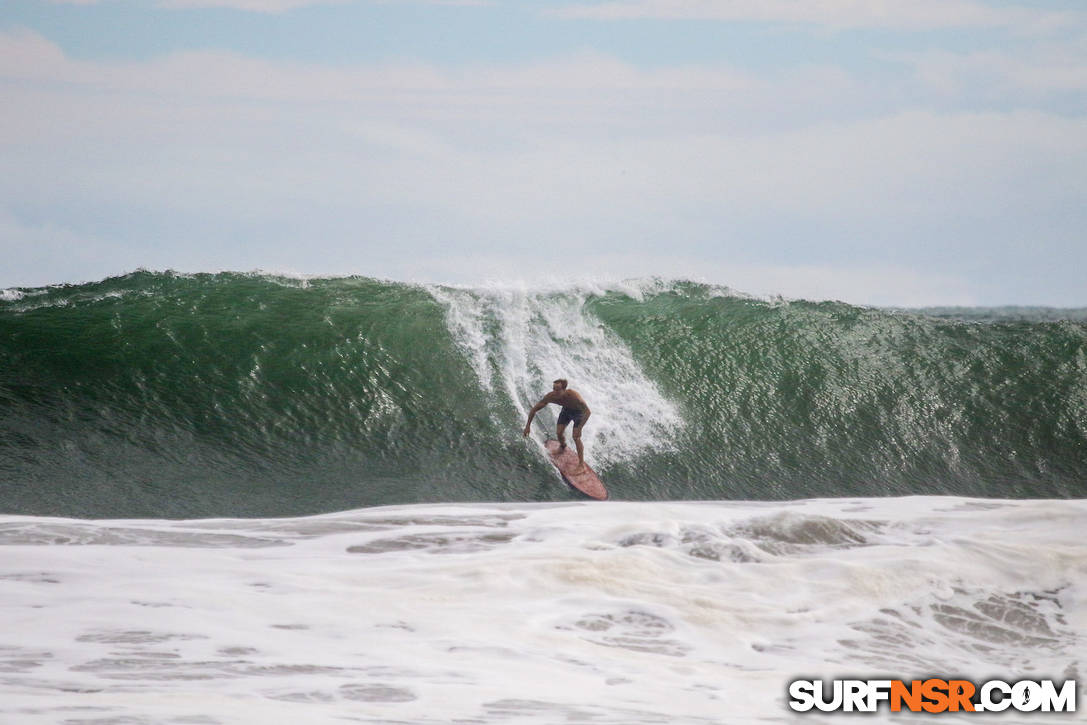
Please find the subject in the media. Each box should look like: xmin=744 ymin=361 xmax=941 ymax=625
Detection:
xmin=523 ymin=378 xmax=591 ymax=472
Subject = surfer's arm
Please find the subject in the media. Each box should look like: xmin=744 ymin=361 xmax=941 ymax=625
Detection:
xmin=522 ymin=396 xmax=552 ymax=435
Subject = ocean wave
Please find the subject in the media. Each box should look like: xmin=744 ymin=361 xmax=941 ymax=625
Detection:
xmin=1 ymin=271 xmax=1085 ymax=517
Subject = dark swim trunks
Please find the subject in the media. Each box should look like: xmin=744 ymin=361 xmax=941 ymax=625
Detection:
xmin=557 ymin=407 xmax=586 ymax=427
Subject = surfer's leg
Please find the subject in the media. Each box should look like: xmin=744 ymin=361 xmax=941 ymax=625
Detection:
xmin=556 ymin=423 xmax=568 ymax=452
xmin=572 ymin=424 xmax=585 ymax=469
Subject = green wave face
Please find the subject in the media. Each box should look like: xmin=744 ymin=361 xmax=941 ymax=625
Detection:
xmin=588 ymin=287 xmax=1087 ymax=500
xmin=2 ymin=272 xmax=1085 ymax=517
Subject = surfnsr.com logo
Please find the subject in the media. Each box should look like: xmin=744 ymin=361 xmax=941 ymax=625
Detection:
xmin=788 ymin=679 xmax=1077 ymax=713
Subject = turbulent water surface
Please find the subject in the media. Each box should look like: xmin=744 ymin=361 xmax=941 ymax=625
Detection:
xmin=1 ymin=498 xmax=1084 ymax=724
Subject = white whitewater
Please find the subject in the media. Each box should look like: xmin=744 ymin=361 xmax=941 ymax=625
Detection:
xmin=428 ymin=281 xmax=684 ymax=467
xmin=1 ymin=497 xmax=1083 ymax=723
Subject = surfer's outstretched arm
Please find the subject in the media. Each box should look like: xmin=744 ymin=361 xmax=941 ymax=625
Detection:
xmin=522 ymin=395 xmax=552 ymax=436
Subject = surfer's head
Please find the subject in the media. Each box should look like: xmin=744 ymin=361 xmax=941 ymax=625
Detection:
xmin=553 ymin=378 xmax=568 ymax=392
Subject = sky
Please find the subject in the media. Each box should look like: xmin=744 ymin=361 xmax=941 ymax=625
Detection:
xmin=1 ymin=0 xmax=1086 ymax=306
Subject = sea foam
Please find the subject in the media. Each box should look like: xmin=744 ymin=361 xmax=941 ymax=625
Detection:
xmin=429 ymin=282 xmax=685 ymax=467
xmin=1 ymin=497 xmax=1083 ymax=723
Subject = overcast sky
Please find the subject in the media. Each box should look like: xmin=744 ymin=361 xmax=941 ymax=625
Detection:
xmin=2 ymin=0 xmax=1086 ymax=306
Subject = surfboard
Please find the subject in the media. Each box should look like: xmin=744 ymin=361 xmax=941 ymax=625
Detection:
xmin=544 ymin=439 xmax=608 ymax=500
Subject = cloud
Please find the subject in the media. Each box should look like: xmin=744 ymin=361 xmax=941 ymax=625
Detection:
xmin=152 ymin=0 xmax=486 ymax=12
xmin=885 ymin=41 xmax=1087 ymax=97
xmin=1 ymin=30 xmax=1085 ymax=304
xmin=551 ymin=0 xmax=1082 ymax=33
xmin=42 ymin=0 xmax=489 ymax=11
xmin=153 ymin=0 xmax=346 ymax=11
xmin=0 ymin=208 xmax=129 ymax=288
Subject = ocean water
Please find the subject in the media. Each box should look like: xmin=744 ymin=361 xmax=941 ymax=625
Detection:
xmin=2 ymin=499 xmax=1084 ymax=724
xmin=1 ymin=272 xmax=1085 ymax=722
xmin=3 ymin=271 xmax=1086 ymax=517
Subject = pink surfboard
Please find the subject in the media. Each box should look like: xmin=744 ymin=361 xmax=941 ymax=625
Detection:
xmin=544 ymin=439 xmax=609 ymax=500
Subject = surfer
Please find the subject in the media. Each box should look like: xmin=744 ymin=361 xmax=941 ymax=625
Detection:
xmin=523 ymin=379 xmax=591 ymax=471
